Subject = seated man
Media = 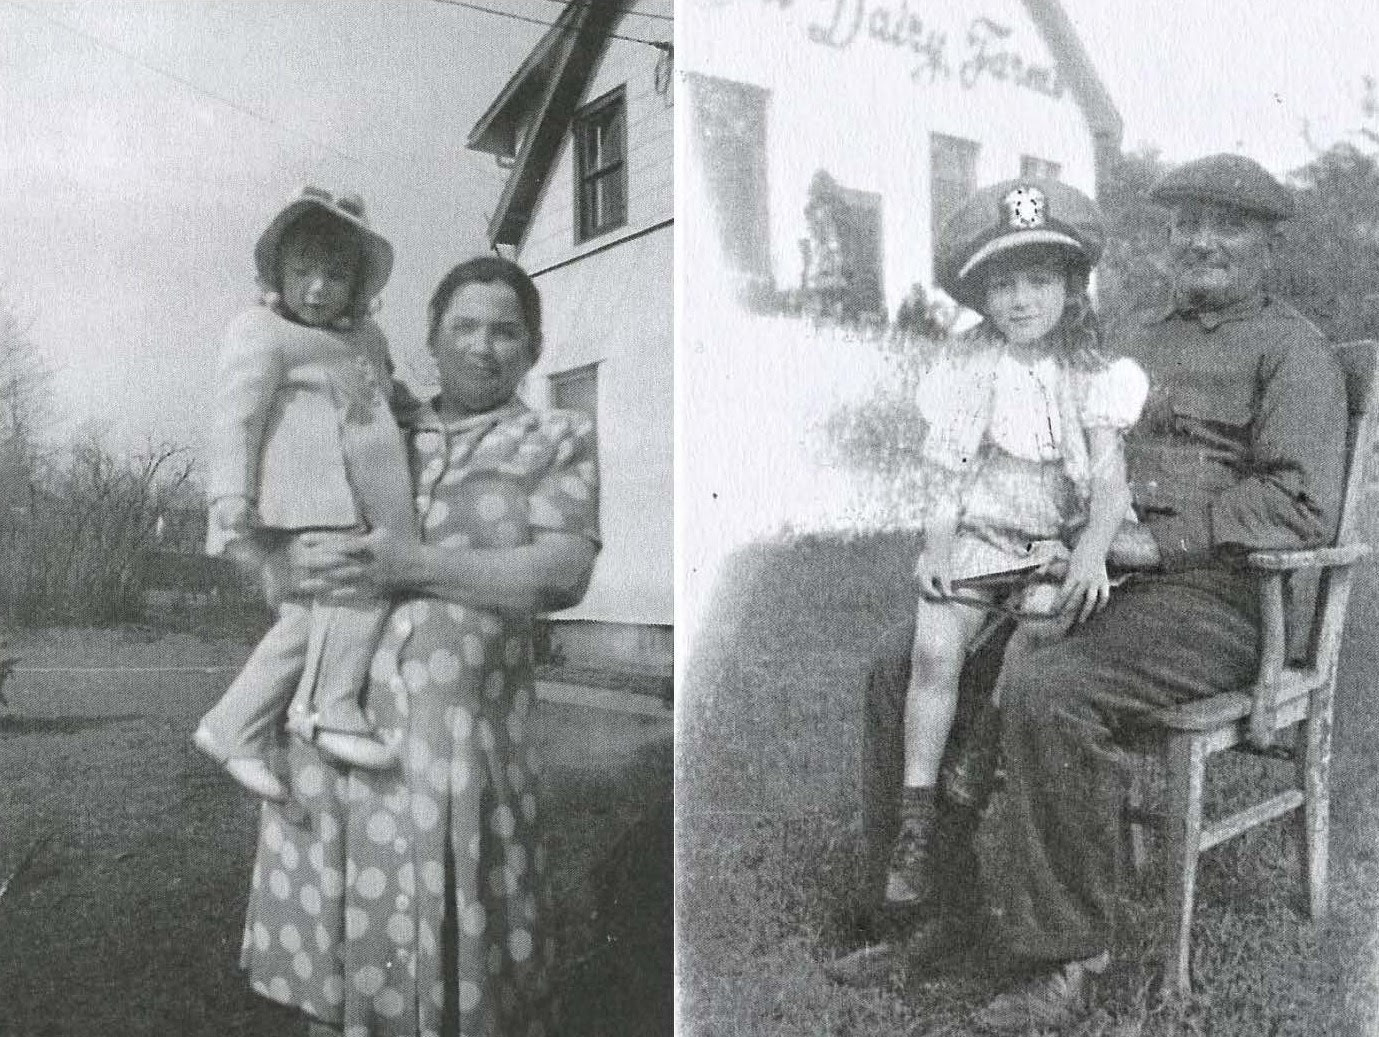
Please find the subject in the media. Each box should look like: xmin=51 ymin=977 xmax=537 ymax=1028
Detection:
xmin=830 ymin=153 xmax=1349 ymax=1032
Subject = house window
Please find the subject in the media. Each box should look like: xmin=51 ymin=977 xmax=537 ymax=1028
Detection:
xmin=1020 ymin=155 xmax=1062 ymax=180
xmin=930 ymin=133 xmax=981 ymax=246
xmin=573 ymin=87 xmax=627 ymax=242
xmin=549 ymin=363 xmax=598 ymax=424
xmin=801 ymin=171 xmax=884 ymax=320
xmin=688 ymin=74 xmax=771 ymax=278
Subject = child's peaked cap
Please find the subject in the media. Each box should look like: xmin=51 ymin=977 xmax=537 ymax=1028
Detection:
xmin=256 ymin=186 xmax=394 ymax=301
xmin=935 ymin=177 xmax=1106 ymax=312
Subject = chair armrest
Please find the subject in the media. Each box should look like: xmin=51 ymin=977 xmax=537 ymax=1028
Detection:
xmin=1246 ymin=543 xmax=1369 ymax=571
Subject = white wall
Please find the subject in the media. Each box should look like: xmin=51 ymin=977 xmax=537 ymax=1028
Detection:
xmin=517 ymin=3 xmax=675 ymax=629
xmin=527 ymin=227 xmax=674 ymax=628
xmin=683 ymin=0 xmax=1099 ymax=314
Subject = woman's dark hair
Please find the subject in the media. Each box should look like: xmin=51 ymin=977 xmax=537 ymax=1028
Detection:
xmin=427 ymin=256 xmax=543 ymax=360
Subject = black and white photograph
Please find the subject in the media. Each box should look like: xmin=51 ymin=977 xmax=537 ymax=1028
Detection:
xmin=0 ymin=2 xmax=671 ymax=1035
xmin=678 ymin=1 xmax=1379 ymax=1034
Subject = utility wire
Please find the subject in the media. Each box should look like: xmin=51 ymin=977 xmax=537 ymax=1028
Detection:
xmin=4 ymin=1 xmax=506 ymax=199
xmin=425 ymin=0 xmax=672 ymax=49
xmin=523 ymin=0 xmax=673 ymax=22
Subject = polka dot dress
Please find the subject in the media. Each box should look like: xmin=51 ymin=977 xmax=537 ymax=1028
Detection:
xmin=239 ymin=401 xmax=599 ymax=1036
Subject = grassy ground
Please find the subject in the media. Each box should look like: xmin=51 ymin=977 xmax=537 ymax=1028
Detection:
xmin=678 ymin=531 xmax=1379 ymax=1036
xmin=0 ymin=622 xmax=671 ymax=1037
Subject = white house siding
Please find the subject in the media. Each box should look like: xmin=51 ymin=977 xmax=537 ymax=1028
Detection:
xmin=519 ymin=6 xmax=674 ymax=274
xmin=528 ymin=228 xmax=673 ymax=629
xmin=683 ymin=0 xmax=1099 ymax=315
xmin=516 ymin=3 xmax=674 ymax=640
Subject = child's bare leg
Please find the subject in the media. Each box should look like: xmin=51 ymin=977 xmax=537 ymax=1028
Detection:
xmin=887 ymin=596 xmax=989 ymax=907
xmin=903 ymin=598 xmax=990 ymax=786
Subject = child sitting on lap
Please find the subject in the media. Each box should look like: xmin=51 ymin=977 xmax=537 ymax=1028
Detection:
xmin=886 ymin=179 xmax=1148 ymax=909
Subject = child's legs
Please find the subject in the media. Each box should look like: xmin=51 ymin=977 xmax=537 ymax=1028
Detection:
xmin=340 ymin=409 xmax=416 ymax=537
xmin=903 ymin=597 xmax=991 ymax=787
xmin=294 ymin=594 xmax=391 ymax=734
xmin=196 ymin=598 xmax=310 ymax=759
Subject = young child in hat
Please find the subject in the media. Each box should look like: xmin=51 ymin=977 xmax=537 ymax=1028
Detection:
xmin=194 ymin=186 xmax=419 ymax=802
xmin=885 ymin=179 xmax=1149 ymax=907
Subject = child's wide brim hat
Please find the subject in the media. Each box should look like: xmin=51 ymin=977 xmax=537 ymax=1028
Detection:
xmin=936 ymin=177 xmax=1106 ymax=312
xmin=255 ymin=186 xmax=394 ymax=302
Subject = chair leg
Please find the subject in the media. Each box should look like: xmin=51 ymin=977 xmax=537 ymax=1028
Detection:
xmin=1161 ymin=733 xmax=1206 ymax=996
xmin=1296 ymin=700 xmax=1334 ymax=920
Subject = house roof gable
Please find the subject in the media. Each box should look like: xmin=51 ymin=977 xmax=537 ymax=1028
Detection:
xmin=1020 ymin=0 xmax=1123 ymax=153
xmin=467 ymin=0 xmax=1119 ymax=247
xmin=467 ymin=0 xmax=626 ymax=248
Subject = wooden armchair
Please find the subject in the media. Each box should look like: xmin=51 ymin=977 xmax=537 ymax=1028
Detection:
xmin=1127 ymin=340 xmax=1379 ymax=995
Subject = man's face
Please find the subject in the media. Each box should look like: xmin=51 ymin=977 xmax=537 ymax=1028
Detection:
xmin=1167 ymin=200 xmax=1273 ymax=309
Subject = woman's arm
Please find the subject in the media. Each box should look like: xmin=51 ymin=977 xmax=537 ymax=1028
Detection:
xmin=290 ymin=527 xmax=599 ymax=616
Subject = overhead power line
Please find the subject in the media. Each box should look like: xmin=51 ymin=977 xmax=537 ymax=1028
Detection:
xmin=524 ymin=0 xmax=673 ymax=22
xmin=425 ymin=0 xmax=673 ymax=50
xmin=4 ymin=1 xmax=507 ymax=198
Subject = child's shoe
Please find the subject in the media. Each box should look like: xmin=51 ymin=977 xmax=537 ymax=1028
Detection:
xmin=193 ymin=726 xmax=289 ymax=802
xmin=315 ymin=727 xmax=402 ymax=770
xmin=286 ymin=705 xmax=401 ymax=770
xmin=885 ymin=786 xmax=939 ymax=907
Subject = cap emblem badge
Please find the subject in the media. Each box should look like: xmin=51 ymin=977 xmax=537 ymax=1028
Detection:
xmin=1003 ymin=186 xmax=1047 ymax=230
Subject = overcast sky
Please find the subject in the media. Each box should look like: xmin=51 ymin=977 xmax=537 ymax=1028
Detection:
xmin=1061 ymin=0 xmax=1378 ymax=172
xmin=0 ymin=0 xmax=544 ymax=460
xmin=2 ymin=0 xmax=1377 ymax=462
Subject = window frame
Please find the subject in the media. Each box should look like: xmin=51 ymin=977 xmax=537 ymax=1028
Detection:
xmin=1019 ymin=155 xmax=1063 ymax=181
xmin=548 ymin=361 xmax=600 ymax=425
xmin=572 ymin=86 xmax=629 ymax=244
xmin=929 ymin=132 xmax=981 ymax=250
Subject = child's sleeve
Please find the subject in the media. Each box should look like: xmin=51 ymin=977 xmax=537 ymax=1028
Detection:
xmin=1080 ymin=357 xmax=1149 ymax=431
xmin=206 ymin=312 xmax=286 ymax=506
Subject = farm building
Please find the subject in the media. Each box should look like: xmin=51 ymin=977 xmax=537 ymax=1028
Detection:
xmin=683 ymin=0 xmax=1122 ymax=318
xmin=466 ymin=1 xmax=673 ymax=677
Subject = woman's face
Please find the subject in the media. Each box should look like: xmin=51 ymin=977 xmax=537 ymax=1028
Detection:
xmin=279 ymin=231 xmax=359 ymax=327
xmin=982 ymin=258 xmax=1069 ymax=345
xmin=432 ymin=280 xmax=536 ymax=415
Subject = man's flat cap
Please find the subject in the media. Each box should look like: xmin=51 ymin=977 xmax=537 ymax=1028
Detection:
xmin=1148 ymin=153 xmax=1295 ymax=222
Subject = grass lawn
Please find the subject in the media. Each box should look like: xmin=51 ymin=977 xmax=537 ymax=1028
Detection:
xmin=0 ymin=623 xmax=671 ymax=1037
xmin=678 ymin=531 xmax=1379 ymax=1036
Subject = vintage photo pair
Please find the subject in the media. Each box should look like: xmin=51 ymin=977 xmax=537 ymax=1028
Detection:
xmin=1 ymin=1 xmax=1376 ymax=1035
xmin=679 ymin=1 xmax=1379 ymax=1035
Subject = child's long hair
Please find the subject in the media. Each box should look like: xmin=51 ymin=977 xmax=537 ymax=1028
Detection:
xmin=1056 ymin=267 xmax=1109 ymax=372
xmin=977 ymin=245 xmax=1108 ymax=372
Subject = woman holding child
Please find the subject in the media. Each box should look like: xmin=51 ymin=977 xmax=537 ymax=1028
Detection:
xmin=209 ymin=190 xmax=599 ymax=1037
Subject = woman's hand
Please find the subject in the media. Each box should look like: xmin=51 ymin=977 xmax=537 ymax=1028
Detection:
xmin=1058 ymin=543 xmax=1112 ymax=624
xmin=286 ymin=528 xmax=424 ymax=600
xmin=914 ymin=536 xmax=957 ymax=600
